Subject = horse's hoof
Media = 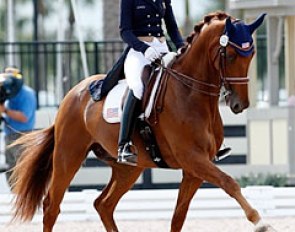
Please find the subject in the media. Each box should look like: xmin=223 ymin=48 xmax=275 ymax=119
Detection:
xmin=254 ymin=221 xmax=277 ymax=232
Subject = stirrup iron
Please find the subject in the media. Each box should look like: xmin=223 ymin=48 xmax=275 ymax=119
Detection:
xmin=215 ymin=147 xmax=232 ymax=161
xmin=117 ymin=143 xmax=138 ymax=166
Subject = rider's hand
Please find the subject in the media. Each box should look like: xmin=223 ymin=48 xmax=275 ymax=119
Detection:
xmin=177 ymin=47 xmax=183 ymax=55
xmin=144 ymin=47 xmax=160 ymax=62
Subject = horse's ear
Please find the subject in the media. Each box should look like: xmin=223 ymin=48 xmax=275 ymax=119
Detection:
xmin=247 ymin=13 xmax=267 ymax=34
xmin=225 ymin=17 xmax=235 ymax=34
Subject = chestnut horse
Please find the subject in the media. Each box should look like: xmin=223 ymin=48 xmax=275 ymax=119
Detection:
xmin=10 ymin=12 xmax=276 ymax=232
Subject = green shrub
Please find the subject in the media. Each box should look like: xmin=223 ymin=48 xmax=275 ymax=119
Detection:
xmin=236 ymin=173 xmax=288 ymax=187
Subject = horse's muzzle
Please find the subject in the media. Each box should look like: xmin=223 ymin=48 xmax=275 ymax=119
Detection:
xmin=226 ymin=93 xmax=249 ymax=114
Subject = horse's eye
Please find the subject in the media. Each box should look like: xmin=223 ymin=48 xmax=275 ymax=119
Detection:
xmin=226 ymin=53 xmax=237 ymax=63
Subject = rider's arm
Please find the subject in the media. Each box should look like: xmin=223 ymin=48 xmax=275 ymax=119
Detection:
xmin=163 ymin=0 xmax=185 ymax=49
xmin=120 ymin=0 xmax=150 ymax=54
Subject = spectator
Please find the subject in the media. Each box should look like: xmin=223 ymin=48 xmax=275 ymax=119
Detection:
xmin=0 ymin=66 xmax=37 ymax=184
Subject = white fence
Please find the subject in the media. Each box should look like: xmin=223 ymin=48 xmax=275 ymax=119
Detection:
xmin=1 ymin=187 xmax=295 ymax=224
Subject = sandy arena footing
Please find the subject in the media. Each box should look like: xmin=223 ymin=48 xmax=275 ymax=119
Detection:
xmin=1 ymin=217 xmax=294 ymax=232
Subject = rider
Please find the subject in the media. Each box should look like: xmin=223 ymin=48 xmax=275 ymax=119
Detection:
xmin=117 ymin=0 xmax=185 ymax=166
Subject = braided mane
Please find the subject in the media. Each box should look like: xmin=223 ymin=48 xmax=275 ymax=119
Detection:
xmin=179 ymin=11 xmax=231 ymax=54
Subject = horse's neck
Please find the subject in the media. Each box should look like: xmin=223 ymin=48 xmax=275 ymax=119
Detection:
xmin=154 ymin=50 xmax=223 ymax=163
xmin=178 ymin=44 xmax=219 ymax=88
xmin=167 ymin=45 xmax=222 ymax=122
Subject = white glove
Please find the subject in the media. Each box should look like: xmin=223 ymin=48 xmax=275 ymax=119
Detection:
xmin=177 ymin=47 xmax=183 ymax=55
xmin=144 ymin=47 xmax=160 ymax=62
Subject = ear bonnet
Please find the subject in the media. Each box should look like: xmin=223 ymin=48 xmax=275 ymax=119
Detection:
xmin=223 ymin=13 xmax=267 ymax=56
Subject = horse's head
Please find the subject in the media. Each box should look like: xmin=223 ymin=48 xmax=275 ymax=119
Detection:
xmin=177 ymin=12 xmax=266 ymax=113
xmin=171 ymin=12 xmax=266 ymax=114
xmin=215 ymin=13 xmax=266 ymax=113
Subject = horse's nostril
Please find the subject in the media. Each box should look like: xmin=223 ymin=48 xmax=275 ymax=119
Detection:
xmin=232 ymin=103 xmax=241 ymax=113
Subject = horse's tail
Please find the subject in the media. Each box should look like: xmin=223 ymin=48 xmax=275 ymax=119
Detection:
xmin=10 ymin=125 xmax=55 ymax=222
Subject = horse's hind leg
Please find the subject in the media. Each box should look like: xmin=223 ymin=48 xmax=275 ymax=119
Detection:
xmin=171 ymin=172 xmax=203 ymax=232
xmin=43 ymin=139 xmax=91 ymax=232
xmin=94 ymin=164 xmax=144 ymax=232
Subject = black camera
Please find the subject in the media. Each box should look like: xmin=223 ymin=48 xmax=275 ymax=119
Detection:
xmin=0 ymin=72 xmax=23 ymax=104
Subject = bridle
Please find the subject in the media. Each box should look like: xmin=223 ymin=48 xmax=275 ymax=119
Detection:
xmin=157 ymin=20 xmax=254 ymax=97
xmin=218 ymin=28 xmax=253 ymax=95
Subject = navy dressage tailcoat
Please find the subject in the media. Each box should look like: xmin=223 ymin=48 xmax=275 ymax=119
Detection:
xmin=120 ymin=0 xmax=184 ymax=53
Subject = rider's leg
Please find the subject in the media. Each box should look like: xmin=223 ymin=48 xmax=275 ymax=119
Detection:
xmin=117 ymin=90 xmax=140 ymax=166
xmin=118 ymin=42 xmax=168 ymax=166
xmin=118 ymin=48 xmax=148 ymax=166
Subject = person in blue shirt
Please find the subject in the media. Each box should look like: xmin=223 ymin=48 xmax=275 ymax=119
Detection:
xmin=117 ymin=0 xmax=185 ymax=166
xmin=0 ymin=66 xmax=37 ymax=184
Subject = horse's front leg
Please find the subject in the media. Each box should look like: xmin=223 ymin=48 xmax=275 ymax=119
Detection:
xmin=185 ymin=158 xmax=277 ymax=232
xmin=171 ymin=171 xmax=203 ymax=232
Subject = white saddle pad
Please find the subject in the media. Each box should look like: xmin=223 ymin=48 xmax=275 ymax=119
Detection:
xmin=102 ymin=80 xmax=127 ymax=123
xmin=103 ymin=52 xmax=176 ymax=124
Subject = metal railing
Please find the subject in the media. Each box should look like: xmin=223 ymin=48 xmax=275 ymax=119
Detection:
xmin=0 ymin=40 xmax=125 ymax=108
xmin=0 ymin=37 xmax=273 ymax=108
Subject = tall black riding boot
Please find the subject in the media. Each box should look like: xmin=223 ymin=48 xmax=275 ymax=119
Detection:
xmin=117 ymin=90 xmax=140 ymax=166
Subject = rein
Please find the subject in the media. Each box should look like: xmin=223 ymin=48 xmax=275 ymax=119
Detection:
xmin=161 ymin=65 xmax=221 ymax=97
xmin=157 ymin=41 xmax=250 ymax=98
xmin=156 ymin=20 xmax=253 ymax=97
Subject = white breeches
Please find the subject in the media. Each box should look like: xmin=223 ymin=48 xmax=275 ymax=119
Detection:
xmin=124 ymin=38 xmax=169 ymax=99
